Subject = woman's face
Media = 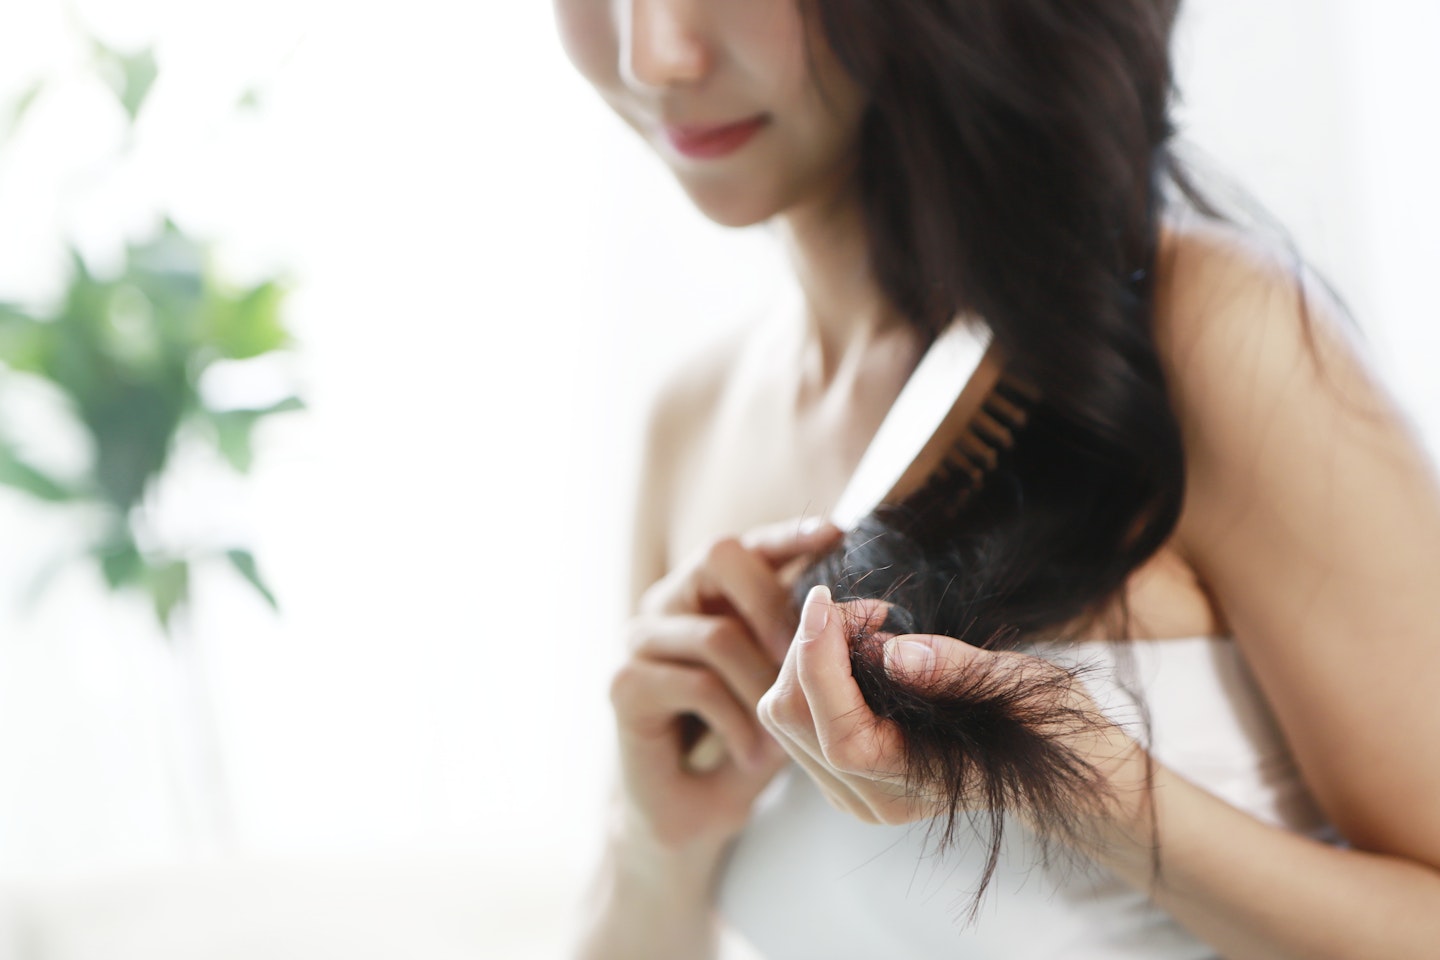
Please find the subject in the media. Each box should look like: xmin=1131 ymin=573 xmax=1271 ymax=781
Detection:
xmin=553 ymin=0 xmax=867 ymax=227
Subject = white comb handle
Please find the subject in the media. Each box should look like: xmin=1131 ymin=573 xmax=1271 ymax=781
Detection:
xmin=830 ymin=321 xmax=992 ymax=529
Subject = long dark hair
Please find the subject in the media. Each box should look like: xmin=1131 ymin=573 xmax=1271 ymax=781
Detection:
xmin=792 ymin=0 xmax=1193 ymax=907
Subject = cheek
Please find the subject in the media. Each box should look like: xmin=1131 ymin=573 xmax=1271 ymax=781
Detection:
xmin=727 ymin=0 xmax=811 ymax=97
xmin=729 ymin=0 xmax=866 ymax=151
xmin=552 ymin=0 xmax=621 ymax=90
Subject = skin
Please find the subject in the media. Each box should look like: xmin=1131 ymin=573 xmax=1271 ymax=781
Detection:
xmin=557 ymin=1 xmax=1440 ymax=957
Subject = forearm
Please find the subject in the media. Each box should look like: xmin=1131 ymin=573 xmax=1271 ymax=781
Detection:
xmin=1085 ymin=762 xmax=1440 ymax=959
xmin=576 ymin=821 xmax=726 ymax=960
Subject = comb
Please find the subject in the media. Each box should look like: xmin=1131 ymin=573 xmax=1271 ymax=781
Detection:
xmin=829 ymin=322 xmax=1039 ymax=527
xmin=896 ymin=369 xmax=1041 ymax=522
xmin=683 ymin=320 xmax=1040 ymax=774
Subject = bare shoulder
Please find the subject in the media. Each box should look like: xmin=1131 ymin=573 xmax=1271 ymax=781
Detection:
xmin=1152 ymin=217 xmax=1424 ymax=541
xmin=1154 ymin=216 xmax=1366 ymax=396
xmin=1154 ymin=217 xmax=1440 ymax=865
xmin=626 ymin=320 xmax=757 ymax=606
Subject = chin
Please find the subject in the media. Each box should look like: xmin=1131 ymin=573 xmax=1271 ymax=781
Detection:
xmin=671 ymin=147 xmax=858 ymax=230
xmin=677 ymin=180 xmax=788 ymax=229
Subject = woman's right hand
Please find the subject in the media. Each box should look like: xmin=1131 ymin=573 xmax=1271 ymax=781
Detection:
xmin=609 ymin=519 xmax=844 ymax=858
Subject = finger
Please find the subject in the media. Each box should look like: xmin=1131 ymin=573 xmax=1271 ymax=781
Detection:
xmin=695 ymin=542 xmax=800 ymax=660
xmin=654 ymin=538 xmax=799 ymax=661
xmin=780 ymin=729 xmax=881 ymax=822
xmin=788 ymin=597 xmax=948 ymax=822
xmin=794 ymin=585 xmax=890 ymax=775
xmin=881 ymin=632 xmax=987 ymax=692
xmin=628 ymin=614 xmax=779 ymax=709
xmin=759 ymin=593 xmax=867 ymax=772
xmin=758 ymin=641 xmax=876 ymax=820
xmin=644 ymin=521 xmax=841 ymax=656
xmin=762 ymin=650 xmax=939 ymax=826
xmin=610 ymin=661 xmax=768 ymax=771
xmin=738 ymin=517 xmax=844 ymax=567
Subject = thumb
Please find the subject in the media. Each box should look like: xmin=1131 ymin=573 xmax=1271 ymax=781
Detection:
xmin=883 ymin=634 xmax=982 ymax=688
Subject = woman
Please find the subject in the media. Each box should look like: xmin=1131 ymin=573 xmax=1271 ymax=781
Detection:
xmin=557 ymin=0 xmax=1440 ymax=956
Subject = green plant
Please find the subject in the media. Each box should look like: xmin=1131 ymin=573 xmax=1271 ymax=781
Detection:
xmin=0 ymin=41 xmax=300 ymax=631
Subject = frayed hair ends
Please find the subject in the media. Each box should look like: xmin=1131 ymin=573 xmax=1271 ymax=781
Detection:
xmin=850 ymin=625 xmax=1117 ymax=917
xmin=794 ymin=503 xmax=1125 ymax=913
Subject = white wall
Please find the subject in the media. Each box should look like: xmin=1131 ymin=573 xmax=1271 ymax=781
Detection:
xmin=1173 ymin=0 xmax=1440 ymax=433
xmin=0 ymin=0 xmax=1434 ymax=955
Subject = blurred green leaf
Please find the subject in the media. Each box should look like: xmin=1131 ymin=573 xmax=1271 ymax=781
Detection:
xmin=96 ymin=535 xmax=144 ymax=588
xmin=0 ymin=303 xmax=50 ymax=373
xmin=0 ymin=42 xmax=302 ymax=635
xmin=206 ymin=281 xmax=289 ymax=360
xmin=87 ymin=379 xmax=186 ymax=512
xmin=211 ymin=409 xmax=255 ymax=472
xmin=147 ymin=558 xmax=190 ymax=632
xmin=225 ymin=548 xmax=278 ymax=610
xmin=128 ymin=226 xmax=207 ymax=346
xmin=33 ymin=245 xmax=194 ymax=514
xmin=0 ymin=439 xmax=75 ymax=502
xmin=130 ymin=222 xmax=205 ymax=287
xmin=260 ymin=396 xmax=304 ymax=416
xmin=209 ymin=395 xmax=304 ymax=472
xmin=95 ymin=44 xmax=158 ymax=122
xmin=45 ymin=249 xmax=110 ymax=398
xmin=1 ymin=79 xmax=43 ymax=144
xmin=0 ymin=300 xmax=32 ymax=326
xmin=101 ymin=284 xmax=164 ymax=374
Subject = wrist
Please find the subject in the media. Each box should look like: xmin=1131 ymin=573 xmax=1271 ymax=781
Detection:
xmin=578 ymin=816 xmax=728 ymax=960
xmin=1012 ymin=723 xmax=1158 ymax=862
xmin=609 ymin=801 xmax=733 ymax=895
xmin=1058 ymin=732 xmax=1167 ymax=881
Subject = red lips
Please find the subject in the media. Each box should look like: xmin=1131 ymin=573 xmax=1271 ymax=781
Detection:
xmin=663 ymin=115 xmax=769 ymax=159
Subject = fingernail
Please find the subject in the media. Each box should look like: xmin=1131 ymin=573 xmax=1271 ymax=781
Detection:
xmin=885 ymin=638 xmax=935 ymax=679
xmin=801 ymin=584 xmax=831 ymax=637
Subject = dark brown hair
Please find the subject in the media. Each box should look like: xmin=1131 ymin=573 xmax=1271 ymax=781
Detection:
xmin=792 ymin=0 xmax=1192 ymax=908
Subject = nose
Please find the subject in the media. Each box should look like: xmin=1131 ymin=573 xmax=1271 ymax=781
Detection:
xmin=620 ymin=0 xmax=712 ymax=90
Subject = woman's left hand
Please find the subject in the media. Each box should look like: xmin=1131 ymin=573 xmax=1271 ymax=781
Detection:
xmin=757 ymin=584 xmax=1145 ymax=828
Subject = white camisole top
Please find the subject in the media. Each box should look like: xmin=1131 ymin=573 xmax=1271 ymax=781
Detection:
xmin=719 ymin=636 xmax=1336 ymax=959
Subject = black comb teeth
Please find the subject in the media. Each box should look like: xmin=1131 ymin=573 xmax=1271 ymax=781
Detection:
xmin=923 ymin=371 xmax=1039 ymax=518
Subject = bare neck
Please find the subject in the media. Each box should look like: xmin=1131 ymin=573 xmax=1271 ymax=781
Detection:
xmin=773 ymin=186 xmax=914 ymax=389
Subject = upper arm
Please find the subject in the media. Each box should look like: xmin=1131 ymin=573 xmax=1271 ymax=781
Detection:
xmin=1162 ymin=226 xmax=1440 ymax=867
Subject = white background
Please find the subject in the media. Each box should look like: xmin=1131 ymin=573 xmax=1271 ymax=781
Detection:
xmin=0 ymin=0 xmax=1435 ymax=956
